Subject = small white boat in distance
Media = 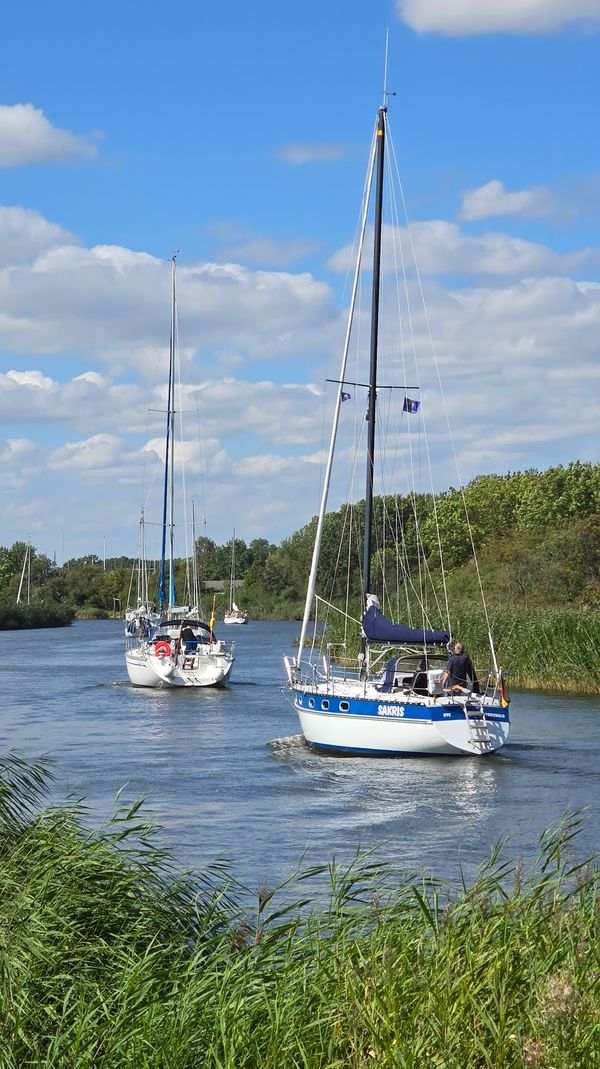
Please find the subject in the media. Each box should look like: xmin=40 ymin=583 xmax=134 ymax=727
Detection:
xmin=223 ymin=529 xmax=249 ymax=624
xmin=224 ymin=602 xmax=248 ymax=625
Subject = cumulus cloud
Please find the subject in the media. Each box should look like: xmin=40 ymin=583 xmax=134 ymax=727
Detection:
xmin=0 ymin=214 xmax=338 ymax=367
xmin=459 ymin=179 xmax=557 ymax=221
xmin=49 ymin=433 xmax=126 ymax=472
xmin=1 ymin=202 xmax=599 ymax=555
xmin=277 ymin=143 xmax=347 ymax=165
xmin=396 ymin=0 xmax=600 ymax=35
xmin=0 ymin=206 xmax=77 ymax=268
xmin=329 ymin=220 xmax=595 ymax=278
xmin=0 ymin=103 xmax=98 ymax=166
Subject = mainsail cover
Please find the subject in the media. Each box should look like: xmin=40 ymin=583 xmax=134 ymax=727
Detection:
xmin=362 ymin=605 xmax=450 ymax=646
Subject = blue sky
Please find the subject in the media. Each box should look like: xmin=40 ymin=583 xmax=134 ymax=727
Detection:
xmin=1 ymin=0 xmax=600 ymax=561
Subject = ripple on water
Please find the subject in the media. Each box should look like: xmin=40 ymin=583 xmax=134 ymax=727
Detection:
xmin=2 ymin=619 xmax=600 ymax=887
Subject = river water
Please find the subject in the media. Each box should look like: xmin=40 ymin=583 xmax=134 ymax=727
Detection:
xmin=2 ymin=619 xmax=599 ymax=890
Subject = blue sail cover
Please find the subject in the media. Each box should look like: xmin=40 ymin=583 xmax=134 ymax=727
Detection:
xmin=362 ymin=605 xmax=450 ymax=646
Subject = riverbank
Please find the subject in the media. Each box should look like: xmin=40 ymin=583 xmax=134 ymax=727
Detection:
xmin=1 ymin=753 xmax=597 ymax=1068
xmin=0 ymin=599 xmax=75 ymax=630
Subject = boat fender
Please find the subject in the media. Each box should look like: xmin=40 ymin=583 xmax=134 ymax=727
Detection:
xmin=154 ymin=640 xmax=171 ymax=657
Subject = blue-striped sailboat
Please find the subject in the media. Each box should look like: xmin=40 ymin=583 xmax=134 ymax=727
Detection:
xmin=284 ymin=103 xmax=510 ymax=756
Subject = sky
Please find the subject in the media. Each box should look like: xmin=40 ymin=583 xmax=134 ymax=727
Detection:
xmin=1 ymin=0 xmax=600 ymax=562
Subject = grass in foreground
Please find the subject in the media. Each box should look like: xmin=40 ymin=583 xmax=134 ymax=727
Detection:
xmin=1 ymin=752 xmax=599 ymax=1068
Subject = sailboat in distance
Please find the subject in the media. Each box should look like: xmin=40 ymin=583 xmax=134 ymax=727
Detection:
xmin=224 ymin=529 xmax=248 ymax=624
xmin=125 ymin=257 xmax=235 ymax=688
xmin=284 ymin=102 xmax=510 ymax=755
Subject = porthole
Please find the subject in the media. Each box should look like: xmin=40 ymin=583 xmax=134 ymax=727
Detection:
xmin=308 ymin=698 xmax=315 ymax=708
xmin=321 ymin=699 xmax=330 ymax=710
xmin=339 ymin=701 xmax=350 ymax=712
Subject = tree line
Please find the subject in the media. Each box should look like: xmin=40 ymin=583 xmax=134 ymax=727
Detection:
xmin=1 ymin=460 xmax=599 ymax=623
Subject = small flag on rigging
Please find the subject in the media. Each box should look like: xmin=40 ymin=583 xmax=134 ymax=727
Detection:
xmin=403 ymin=396 xmax=420 ymax=414
xmin=341 ymin=391 xmax=351 ymax=402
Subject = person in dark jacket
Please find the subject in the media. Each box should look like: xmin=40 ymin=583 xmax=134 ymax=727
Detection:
xmin=441 ymin=643 xmax=479 ymax=693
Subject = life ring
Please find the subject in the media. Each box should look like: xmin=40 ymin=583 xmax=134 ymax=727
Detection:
xmin=154 ymin=640 xmax=171 ymax=657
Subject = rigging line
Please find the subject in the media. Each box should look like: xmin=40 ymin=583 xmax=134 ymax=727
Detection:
xmin=297 ymin=115 xmax=378 ymax=665
xmin=390 ymin=134 xmax=497 ymax=668
xmin=174 ymin=294 xmax=193 ymax=602
xmin=384 ymin=130 xmax=429 ymax=619
xmin=387 ymin=124 xmax=453 ymax=639
xmin=314 ymin=594 xmax=361 ymax=627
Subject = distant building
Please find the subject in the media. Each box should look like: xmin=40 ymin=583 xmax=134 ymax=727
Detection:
xmin=202 ymin=579 xmax=244 ymax=591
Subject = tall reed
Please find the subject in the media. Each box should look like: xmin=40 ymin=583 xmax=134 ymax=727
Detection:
xmin=1 ymin=753 xmax=599 ymax=1067
xmin=451 ymin=606 xmax=600 ymax=693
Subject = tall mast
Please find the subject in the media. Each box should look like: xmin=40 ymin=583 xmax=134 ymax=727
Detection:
xmin=158 ymin=256 xmax=176 ymax=616
xmin=362 ymin=105 xmax=386 ymax=604
xmin=168 ymin=255 xmax=177 ymax=611
xmin=229 ymin=528 xmax=235 ymax=610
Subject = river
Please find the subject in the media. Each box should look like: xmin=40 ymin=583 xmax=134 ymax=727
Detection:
xmin=2 ymin=619 xmax=599 ymax=889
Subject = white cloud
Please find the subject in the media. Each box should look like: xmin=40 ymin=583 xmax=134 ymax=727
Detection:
xmin=6 ymin=369 xmax=54 ymax=390
xmin=0 ymin=103 xmax=97 ymax=166
xmin=0 ymin=206 xmax=77 ymax=268
xmin=1 ymin=203 xmax=599 ymax=556
xmin=0 ymin=437 xmax=39 ymax=463
xmin=396 ymin=0 xmax=600 ymax=35
xmin=329 ymin=220 xmax=594 ymax=278
xmin=277 ymin=144 xmax=347 ymax=165
xmin=0 ymin=217 xmax=338 ymax=367
xmin=49 ymin=434 xmax=125 ymax=471
xmin=459 ymin=180 xmax=556 ymax=221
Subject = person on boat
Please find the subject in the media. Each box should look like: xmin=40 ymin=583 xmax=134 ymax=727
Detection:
xmin=441 ymin=643 xmax=479 ymax=694
xmin=180 ymin=624 xmax=198 ymax=652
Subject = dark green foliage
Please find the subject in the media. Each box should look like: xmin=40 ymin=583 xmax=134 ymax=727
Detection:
xmin=1 ymin=754 xmax=599 ymax=1067
xmin=2 ymin=460 xmax=599 ymax=633
xmin=0 ymin=597 xmax=75 ymax=630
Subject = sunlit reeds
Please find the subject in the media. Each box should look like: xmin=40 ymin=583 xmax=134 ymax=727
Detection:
xmin=451 ymin=606 xmax=600 ymax=694
xmin=1 ymin=753 xmax=599 ymax=1067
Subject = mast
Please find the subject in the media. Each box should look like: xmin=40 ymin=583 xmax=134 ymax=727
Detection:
xmin=229 ymin=528 xmax=235 ymax=611
xmin=158 ymin=256 xmax=176 ymax=617
xmin=362 ymin=105 xmax=386 ymax=605
xmin=191 ymin=500 xmax=199 ymax=611
xmin=168 ymin=256 xmax=177 ymax=611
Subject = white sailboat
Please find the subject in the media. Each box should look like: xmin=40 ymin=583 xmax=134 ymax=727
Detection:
xmin=124 ymin=510 xmax=160 ymax=637
xmin=125 ymin=257 xmax=235 ymax=688
xmin=284 ymin=101 xmax=510 ymax=756
xmin=223 ymin=529 xmax=248 ymax=625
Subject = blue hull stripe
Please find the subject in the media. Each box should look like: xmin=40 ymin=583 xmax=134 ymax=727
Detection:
xmin=293 ymin=689 xmax=510 ymax=725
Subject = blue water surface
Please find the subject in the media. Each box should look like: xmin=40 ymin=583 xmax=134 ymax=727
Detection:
xmin=1 ymin=619 xmax=599 ymax=890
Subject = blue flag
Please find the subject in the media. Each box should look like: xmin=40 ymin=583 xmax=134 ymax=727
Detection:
xmin=403 ymin=396 xmax=420 ymax=414
xmin=341 ymin=391 xmax=351 ymax=402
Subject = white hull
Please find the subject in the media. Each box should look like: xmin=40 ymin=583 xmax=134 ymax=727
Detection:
xmin=223 ymin=613 xmax=248 ymax=625
xmin=289 ymin=676 xmax=509 ymax=756
xmin=296 ymin=705 xmax=509 ymax=756
xmin=126 ymin=644 xmax=234 ymax=688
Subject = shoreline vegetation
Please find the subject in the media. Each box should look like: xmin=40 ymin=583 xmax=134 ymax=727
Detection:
xmin=2 ymin=461 xmax=600 ymax=692
xmin=1 ymin=752 xmax=598 ymax=1068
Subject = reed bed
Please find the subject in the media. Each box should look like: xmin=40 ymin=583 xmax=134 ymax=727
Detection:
xmin=1 ymin=752 xmax=599 ymax=1068
xmin=451 ymin=606 xmax=600 ymax=695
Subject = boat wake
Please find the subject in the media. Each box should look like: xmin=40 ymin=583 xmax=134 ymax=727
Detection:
xmin=268 ymin=735 xmax=309 ymax=758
